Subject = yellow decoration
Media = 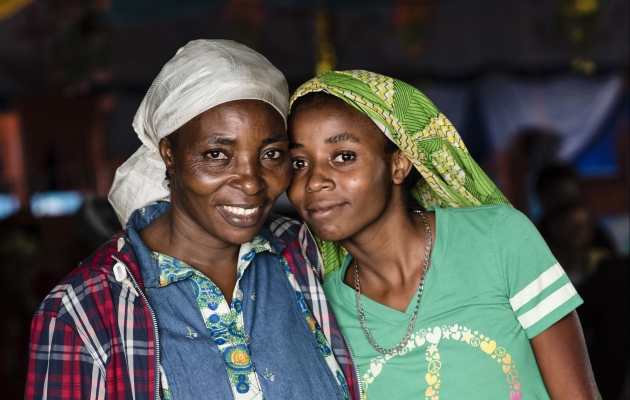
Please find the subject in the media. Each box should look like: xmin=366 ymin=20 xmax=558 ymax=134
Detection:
xmin=0 ymin=0 xmax=32 ymax=21
xmin=314 ymin=9 xmax=337 ymax=75
xmin=360 ymin=324 xmax=522 ymax=399
xmin=557 ymin=0 xmax=601 ymax=73
xmin=231 ymin=350 xmax=250 ymax=365
xmin=307 ymin=316 xmax=317 ymax=332
xmin=571 ymin=58 xmax=596 ymax=74
xmin=480 ymin=340 xmax=497 ymax=354
xmin=573 ymin=0 xmax=598 ymax=15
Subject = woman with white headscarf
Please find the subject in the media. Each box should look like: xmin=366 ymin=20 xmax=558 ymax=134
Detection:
xmin=26 ymin=40 xmax=358 ymax=400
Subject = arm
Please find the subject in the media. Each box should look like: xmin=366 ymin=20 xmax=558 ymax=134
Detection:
xmin=25 ymin=313 xmax=105 ymax=400
xmin=530 ymin=311 xmax=598 ymax=399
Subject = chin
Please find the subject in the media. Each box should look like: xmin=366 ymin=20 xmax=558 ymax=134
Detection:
xmin=221 ymin=228 xmax=263 ymax=245
xmin=210 ymin=218 xmax=267 ymax=245
xmin=308 ymin=223 xmax=349 ymax=242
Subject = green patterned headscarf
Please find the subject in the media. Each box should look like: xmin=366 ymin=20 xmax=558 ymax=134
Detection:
xmin=290 ymin=70 xmax=510 ymax=275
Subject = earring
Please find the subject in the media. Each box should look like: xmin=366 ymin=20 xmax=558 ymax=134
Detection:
xmin=165 ymin=170 xmax=171 ymax=188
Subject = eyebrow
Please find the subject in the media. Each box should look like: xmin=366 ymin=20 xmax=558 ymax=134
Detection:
xmin=207 ymin=134 xmax=287 ymax=146
xmin=289 ymin=132 xmax=360 ymax=150
xmin=209 ymin=137 xmax=237 ymax=146
xmin=325 ymin=133 xmax=360 ymax=144
xmin=262 ymin=134 xmax=288 ymax=145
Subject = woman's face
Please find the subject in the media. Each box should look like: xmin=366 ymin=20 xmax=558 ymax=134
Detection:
xmin=162 ymin=99 xmax=290 ymax=245
xmin=287 ymin=101 xmax=395 ymax=242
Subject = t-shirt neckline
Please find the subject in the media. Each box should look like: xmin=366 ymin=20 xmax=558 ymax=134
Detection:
xmin=335 ymin=207 xmax=447 ymax=324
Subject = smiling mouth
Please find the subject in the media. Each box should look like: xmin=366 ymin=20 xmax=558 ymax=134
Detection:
xmin=217 ymin=205 xmax=264 ymax=228
xmin=221 ymin=206 xmax=260 ymax=216
xmin=305 ymin=203 xmax=347 ymax=219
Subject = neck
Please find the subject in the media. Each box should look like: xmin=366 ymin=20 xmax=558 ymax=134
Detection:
xmin=340 ymin=201 xmax=433 ymax=287
xmin=140 ymin=206 xmax=241 ymax=278
xmin=340 ymin=197 xmax=435 ymax=313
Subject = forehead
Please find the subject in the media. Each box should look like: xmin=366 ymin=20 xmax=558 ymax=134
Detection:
xmin=202 ymin=99 xmax=284 ymax=125
xmin=179 ymin=99 xmax=287 ymax=143
xmin=289 ymin=101 xmax=385 ymax=147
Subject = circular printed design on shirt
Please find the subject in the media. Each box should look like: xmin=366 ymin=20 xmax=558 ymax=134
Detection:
xmin=223 ymin=345 xmax=253 ymax=371
xmin=242 ymin=250 xmax=256 ymax=261
xmin=236 ymin=374 xmax=250 ymax=394
xmin=361 ymin=324 xmax=522 ymax=400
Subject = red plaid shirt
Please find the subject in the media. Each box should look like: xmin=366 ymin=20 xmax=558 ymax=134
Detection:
xmin=25 ymin=215 xmax=359 ymax=400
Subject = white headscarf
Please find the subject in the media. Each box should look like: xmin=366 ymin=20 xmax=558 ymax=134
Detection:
xmin=108 ymin=39 xmax=289 ymax=225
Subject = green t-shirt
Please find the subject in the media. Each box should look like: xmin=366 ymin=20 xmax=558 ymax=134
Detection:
xmin=323 ymin=205 xmax=582 ymax=400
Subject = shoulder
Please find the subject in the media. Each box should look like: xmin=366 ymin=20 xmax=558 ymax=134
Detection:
xmin=36 ymin=231 xmax=137 ymax=323
xmin=433 ymin=204 xmax=509 ymax=236
xmin=437 ymin=204 xmax=530 ymax=231
xmin=28 ymin=232 xmax=156 ymax=380
xmin=437 ymin=204 xmax=516 ymax=219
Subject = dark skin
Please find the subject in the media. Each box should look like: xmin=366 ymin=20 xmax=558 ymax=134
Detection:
xmin=140 ymin=99 xmax=291 ymax=304
xmin=531 ymin=312 xmax=598 ymax=399
xmin=287 ymin=100 xmax=598 ymax=399
xmin=287 ymin=102 xmax=435 ymax=312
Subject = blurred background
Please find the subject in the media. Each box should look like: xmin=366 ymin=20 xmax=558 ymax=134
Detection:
xmin=0 ymin=0 xmax=628 ymax=398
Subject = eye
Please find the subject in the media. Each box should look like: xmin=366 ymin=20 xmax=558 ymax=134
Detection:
xmin=333 ymin=152 xmax=355 ymax=163
xmin=206 ymin=150 xmax=228 ymax=160
xmin=263 ymin=149 xmax=283 ymax=160
xmin=292 ymin=159 xmax=308 ymax=170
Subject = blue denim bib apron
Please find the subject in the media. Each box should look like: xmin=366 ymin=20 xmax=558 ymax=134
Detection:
xmin=127 ymin=202 xmax=343 ymax=399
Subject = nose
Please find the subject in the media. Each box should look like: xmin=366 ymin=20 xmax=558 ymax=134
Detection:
xmin=232 ymin=158 xmax=266 ymax=195
xmin=305 ymin=164 xmax=334 ymax=193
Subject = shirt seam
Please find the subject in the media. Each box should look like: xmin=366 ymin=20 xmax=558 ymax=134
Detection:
xmin=36 ymin=312 xmax=104 ymax=369
xmin=491 ymin=206 xmax=509 ymax=297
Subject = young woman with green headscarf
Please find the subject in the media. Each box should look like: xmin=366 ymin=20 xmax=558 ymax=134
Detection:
xmin=286 ymin=70 xmax=598 ymax=399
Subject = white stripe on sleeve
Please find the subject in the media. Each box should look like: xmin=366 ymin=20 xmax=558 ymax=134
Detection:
xmin=509 ymin=263 xmax=565 ymax=311
xmin=517 ymin=282 xmax=577 ymax=329
xmin=42 ymin=317 xmax=55 ymax=400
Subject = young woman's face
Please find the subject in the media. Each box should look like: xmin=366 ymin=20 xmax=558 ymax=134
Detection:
xmin=162 ymin=99 xmax=291 ymax=245
xmin=287 ymin=101 xmax=395 ymax=241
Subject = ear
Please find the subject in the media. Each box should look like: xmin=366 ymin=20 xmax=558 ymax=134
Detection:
xmin=159 ymin=137 xmax=175 ymax=176
xmin=391 ymin=150 xmax=414 ymax=185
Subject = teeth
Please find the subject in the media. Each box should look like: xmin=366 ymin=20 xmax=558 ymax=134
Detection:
xmin=223 ymin=206 xmax=259 ymax=216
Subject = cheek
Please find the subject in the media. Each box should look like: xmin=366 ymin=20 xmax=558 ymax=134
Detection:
xmin=286 ymin=169 xmax=313 ymax=209
xmin=349 ymin=164 xmax=389 ymax=200
xmin=264 ymin=158 xmax=292 ymax=191
xmin=177 ymin=162 xmax=225 ymax=195
xmin=276 ymin=158 xmax=293 ymax=181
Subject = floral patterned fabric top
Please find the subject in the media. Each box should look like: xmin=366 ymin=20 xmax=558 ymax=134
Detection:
xmin=155 ymin=236 xmax=272 ymax=400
